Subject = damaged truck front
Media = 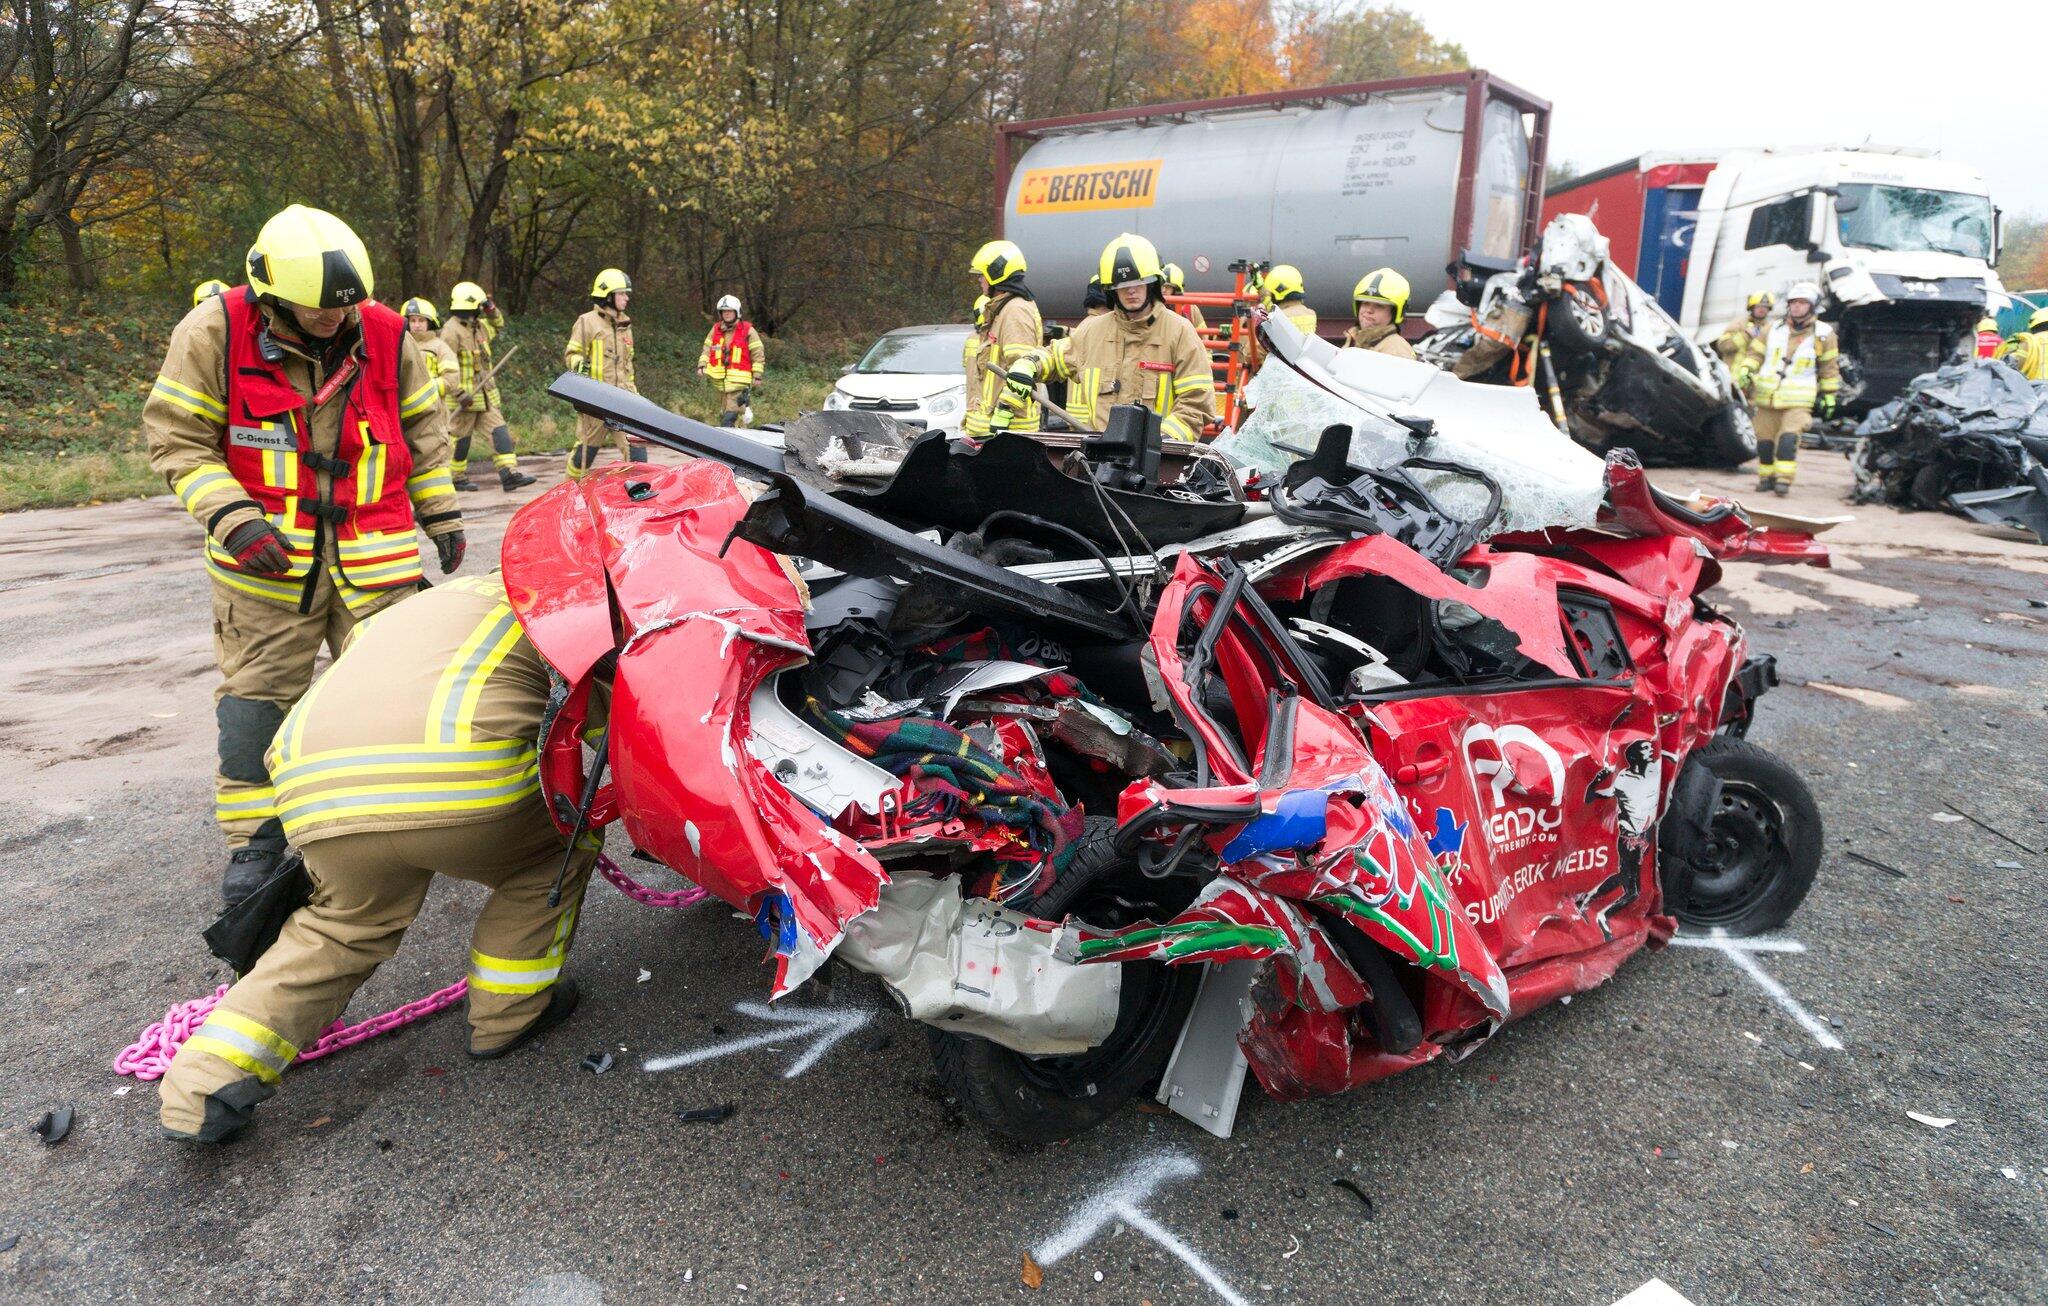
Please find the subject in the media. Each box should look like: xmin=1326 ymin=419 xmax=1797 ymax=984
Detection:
xmin=501 ymin=340 xmax=1826 ymax=1145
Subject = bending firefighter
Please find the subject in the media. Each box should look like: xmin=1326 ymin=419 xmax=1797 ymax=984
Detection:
xmin=994 ymin=232 xmax=1216 ymax=442
xmin=1737 ymin=281 xmax=1840 ymax=494
xmin=565 ymin=268 xmax=647 ymax=478
xmin=157 ymin=575 xmax=598 ymax=1143
xmin=1997 ymin=307 xmax=2048 ymax=381
xmin=699 ymin=295 xmax=762 ymax=427
xmin=441 ymin=281 xmax=535 ymax=491
xmin=1342 ymin=268 xmax=1415 ymax=358
xmin=142 ymin=205 xmax=464 ymax=905
xmin=963 ymin=239 xmax=1044 ymax=436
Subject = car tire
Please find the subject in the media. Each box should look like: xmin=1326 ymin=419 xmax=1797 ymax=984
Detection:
xmin=928 ymin=817 xmax=1203 ymax=1147
xmin=1659 ymin=739 xmax=1821 ymax=937
xmin=1909 ymin=461 xmax=1961 ymax=510
xmin=1545 ymin=282 xmax=1618 ymax=359
xmin=1702 ymin=405 xmax=1757 ymax=469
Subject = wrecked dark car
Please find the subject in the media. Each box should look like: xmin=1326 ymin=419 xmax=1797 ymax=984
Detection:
xmin=499 ymin=319 xmax=1827 ymax=1146
xmin=1417 ymin=215 xmax=1755 ymax=468
xmin=1850 ymin=358 xmax=2048 ymax=544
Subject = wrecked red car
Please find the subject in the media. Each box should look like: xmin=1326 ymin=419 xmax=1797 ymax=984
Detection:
xmin=501 ymin=330 xmax=1825 ymax=1145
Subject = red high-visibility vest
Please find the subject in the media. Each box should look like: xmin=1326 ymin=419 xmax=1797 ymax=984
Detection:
xmin=217 ymin=287 xmax=422 ymax=590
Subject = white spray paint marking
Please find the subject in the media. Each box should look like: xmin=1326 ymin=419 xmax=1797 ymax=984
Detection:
xmin=642 ymin=1001 xmax=871 ymax=1077
xmin=1612 ymin=1280 xmax=1699 ymax=1306
xmin=1670 ymin=932 xmax=1844 ymax=1050
xmin=1033 ymin=1152 xmax=1247 ymax=1306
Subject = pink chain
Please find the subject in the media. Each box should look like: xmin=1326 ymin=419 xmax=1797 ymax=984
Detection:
xmin=114 ymin=853 xmax=707 ymax=1081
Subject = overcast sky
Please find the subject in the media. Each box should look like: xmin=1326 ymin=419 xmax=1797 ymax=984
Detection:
xmin=1419 ymin=2 xmax=2048 ymax=216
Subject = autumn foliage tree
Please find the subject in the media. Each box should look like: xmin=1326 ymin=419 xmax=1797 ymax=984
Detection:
xmin=2 ymin=0 xmax=1468 ymax=328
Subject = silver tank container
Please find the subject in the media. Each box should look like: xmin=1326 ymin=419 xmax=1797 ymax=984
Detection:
xmin=1003 ymin=87 xmax=1530 ymax=323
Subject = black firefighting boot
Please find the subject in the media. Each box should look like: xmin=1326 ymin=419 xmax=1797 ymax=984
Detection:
xmin=222 ymin=826 xmax=288 ymax=908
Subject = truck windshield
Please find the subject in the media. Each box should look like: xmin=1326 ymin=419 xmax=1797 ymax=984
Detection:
xmin=856 ymin=330 xmax=970 ymax=374
xmin=1836 ymin=184 xmax=1993 ymax=260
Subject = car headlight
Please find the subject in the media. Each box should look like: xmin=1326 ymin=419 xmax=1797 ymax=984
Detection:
xmin=823 ymin=390 xmax=850 ymax=410
xmin=926 ymin=391 xmax=962 ymax=418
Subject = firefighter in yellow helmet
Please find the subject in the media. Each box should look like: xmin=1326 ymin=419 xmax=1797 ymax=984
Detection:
xmin=1082 ymin=273 xmax=1111 ymax=318
xmin=699 ymin=294 xmax=764 ymax=427
xmin=1715 ymin=291 xmax=1775 ymax=389
xmin=961 ymin=240 xmax=1044 ymax=436
xmin=402 ymin=297 xmax=461 ymax=427
xmin=1263 ymin=264 xmax=1316 ymax=335
xmin=994 ymin=232 xmax=1216 ymax=442
xmin=1342 ymin=268 xmax=1415 ymax=359
xmin=1162 ymin=262 xmax=1206 ymax=333
xmin=157 ymin=573 xmax=599 ymax=1143
xmin=440 ymin=280 xmax=534 ymax=492
xmin=142 ymin=205 xmax=463 ymax=905
xmin=1737 ymin=281 xmax=1840 ymax=495
xmin=1996 ymin=306 xmax=2048 ymax=380
xmin=191 ymin=279 xmax=232 ymax=306
xmin=565 ymin=268 xmax=646 ymax=477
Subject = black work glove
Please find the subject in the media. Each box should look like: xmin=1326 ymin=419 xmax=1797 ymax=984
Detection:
xmin=223 ymin=519 xmax=291 ymax=576
xmin=434 ymin=530 xmax=466 ymax=574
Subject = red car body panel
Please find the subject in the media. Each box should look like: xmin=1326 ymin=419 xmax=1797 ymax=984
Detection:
xmin=500 ymin=451 xmax=1814 ymax=1104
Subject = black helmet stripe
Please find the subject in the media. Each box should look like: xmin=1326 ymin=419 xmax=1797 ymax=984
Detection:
xmin=321 ymin=249 xmax=368 ymax=307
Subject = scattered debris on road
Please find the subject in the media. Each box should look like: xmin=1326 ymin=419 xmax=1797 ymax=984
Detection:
xmin=31 ymin=1105 xmax=73 ymax=1146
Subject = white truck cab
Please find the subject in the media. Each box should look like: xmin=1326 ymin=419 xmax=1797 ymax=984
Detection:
xmin=1681 ymin=147 xmax=2003 ymax=412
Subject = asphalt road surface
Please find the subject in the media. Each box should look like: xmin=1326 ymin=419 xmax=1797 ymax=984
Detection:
xmin=1 ymin=448 xmax=2043 ymax=1304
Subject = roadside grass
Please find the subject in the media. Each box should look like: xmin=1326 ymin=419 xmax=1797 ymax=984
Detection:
xmin=0 ymin=292 xmax=865 ymax=510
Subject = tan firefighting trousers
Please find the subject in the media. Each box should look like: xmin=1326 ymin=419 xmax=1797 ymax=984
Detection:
xmin=1753 ymin=406 xmax=1811 ymax=483
xmin=449 ymin=406 xmax=517 ymax=473
xmin=159 ymin=803 xmax=597 ymax=1135
xmin=213 ymin=569 xmax=407 ymax=846
xmin=567 ymin=412 xmax=644 ymax=480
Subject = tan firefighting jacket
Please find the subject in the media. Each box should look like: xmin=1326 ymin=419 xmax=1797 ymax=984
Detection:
xmin=1274 ymin=299 xmax=1318 ymax=336
xmin=1027 ymin=303 xmax=1217 ymax=442
xmin=266 ymin=574 xmax=553 ymax=845
xmin=417 ymin=333 xmax=461 ymax=416
xmin=143 ymin=298 xmax=457 ymax=609
xmin=1340 ymin=324 xmax=1416 ymax=359
xmin=1744 ymin=318 xmax=1841 ymax=410
xmin=566 ymin=306 xmax=636 ymax=392
xmin=440 ymin=307 xmax=505 ymax=412
xmin=1714 ymin=311 xmax=1770 ymax=368
xmin=965 ymin=291 xmax=1043 ymax=435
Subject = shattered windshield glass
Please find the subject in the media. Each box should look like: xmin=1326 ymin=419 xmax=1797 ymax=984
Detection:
xmin=1836 ymin=184 xmax=1993 ymax=260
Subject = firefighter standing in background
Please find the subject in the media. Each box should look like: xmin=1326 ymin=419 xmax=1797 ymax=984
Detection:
xmin=1340 ymin=268 xmax=1416 ymax=359
xmin=1737 ymin=281 xmax=1840 ymax=495
xmin=191 ymin=279 xmax=231 ymax=306
xmin=402 ymin=297 xmax=459 ymax=423
xmin=995 ymin=232 xmax=1215 ymax=443
xmin=1163 ymin=263 xmax=1206 ymax=333
xmin=698 ymin=295 xmax=763 ymax=427
xmin=1081 ymin=274 xmax=1110 ymax=318
xmin=1263 ymin=264 xmax=1317 ymax=335
xmin=441 ymin=282 xmax=535 ymax=492
xmin=1975 ymin=314 xmax=2004 ymax=360
xmin=565 ymin=268 xmax=647 ymax=478
xmin=1715 ymin=292 xmax=1775 ymax=388
xmin=142 ymin=205 xmax=464 ymax=905
xmin=1996 ymin=307 xmax=2048 ymax=380
xmin=157 ymin=574 xmax=597 ymax=1143
xmin=962 ymin=240 xmax=1043 ymax=437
